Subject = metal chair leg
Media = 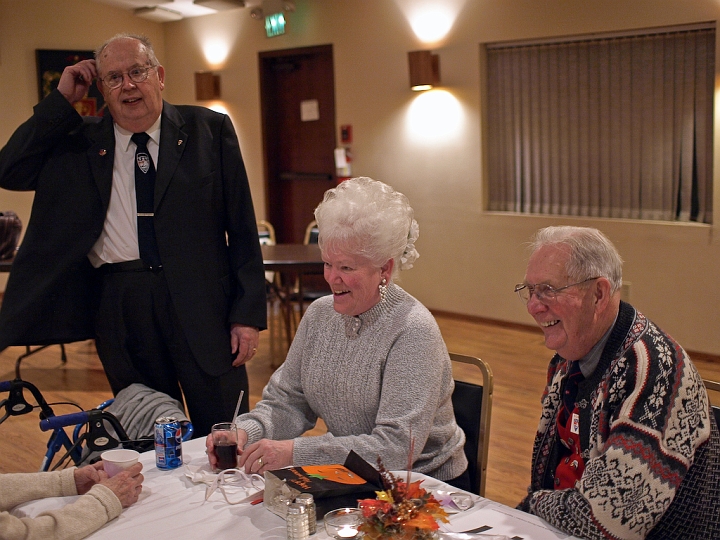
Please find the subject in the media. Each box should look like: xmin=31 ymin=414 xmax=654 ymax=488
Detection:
xmin=15 ymin=344 xmax=68 ymax=379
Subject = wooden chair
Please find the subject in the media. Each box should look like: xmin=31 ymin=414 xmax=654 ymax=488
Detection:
xmin=704 ymin=379 xmax=720 ymax=428
xmin=300 ymin=219 xmax=328 ymax=303
xmin=257 ymin=219 xmax=275 ymax=243
xmin=257 ymin=220 xmax=287 ymax=363
xmin=449 ymin=352 xmax=493 ymax=497
xmin=257 ymin=220 xmax=278 ymax=285
xmin=303 ymin=219 xmax=319 ymax=245
xmin=285 ymin=220 xmax=329 ymax=328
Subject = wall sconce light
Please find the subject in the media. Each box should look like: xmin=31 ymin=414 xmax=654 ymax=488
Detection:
xmin=408 ymin=50 xmax=440 ymax=91
xmin=195 ymin=71 xmax=221 ymax=100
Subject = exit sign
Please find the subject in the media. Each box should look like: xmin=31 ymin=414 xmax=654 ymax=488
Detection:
xmin=265 ymin=12 xmax=285 ymax=37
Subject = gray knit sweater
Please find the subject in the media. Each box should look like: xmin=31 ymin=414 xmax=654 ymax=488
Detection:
xmin=236 ymin=284 xmax=467 ymax=481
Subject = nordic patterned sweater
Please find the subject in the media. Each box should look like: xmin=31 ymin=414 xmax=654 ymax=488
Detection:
xmin=236 ymin=283 xmax=468 ymax=481
xmin=518 ymin=301 xmax=720 ymax=539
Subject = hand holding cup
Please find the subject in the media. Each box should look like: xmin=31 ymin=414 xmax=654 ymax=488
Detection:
xmin=101 ymin=449 xmax=140 ymax=478
xmin=101 ymin=462 xmax=144 ymax=508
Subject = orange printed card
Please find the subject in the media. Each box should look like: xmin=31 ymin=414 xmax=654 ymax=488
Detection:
xmin=264 ymin=451 xmax=382 ymax=518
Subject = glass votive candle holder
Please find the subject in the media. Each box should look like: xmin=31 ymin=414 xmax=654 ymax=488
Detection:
xmin=324 ymin=507 xmax=363 ymax=539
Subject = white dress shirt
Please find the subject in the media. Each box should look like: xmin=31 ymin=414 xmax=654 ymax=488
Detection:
xmin=88 ymin=115 xmax=161 ymax=267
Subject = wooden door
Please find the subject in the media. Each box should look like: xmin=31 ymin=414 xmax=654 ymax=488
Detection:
xmin=260 ymin=45 xmax=337 ymax=244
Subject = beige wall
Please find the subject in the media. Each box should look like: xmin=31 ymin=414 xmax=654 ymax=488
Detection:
xmin=2 ymin=0 xmax=720 ymax=354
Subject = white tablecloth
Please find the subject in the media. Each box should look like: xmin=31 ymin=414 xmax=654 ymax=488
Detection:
xmin=13 ymin=438 xmax=579 ymax=539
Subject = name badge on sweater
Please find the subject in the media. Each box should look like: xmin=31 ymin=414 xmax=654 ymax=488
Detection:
xmin=571 ymin=412 xmax=580 ymax=434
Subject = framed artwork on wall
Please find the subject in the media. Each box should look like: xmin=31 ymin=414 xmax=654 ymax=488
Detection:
xmin=36 ymin=49 xmax=106 ymax=117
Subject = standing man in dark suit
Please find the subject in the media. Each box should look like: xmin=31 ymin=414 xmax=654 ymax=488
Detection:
xmin=0 ymin=34 xmax=267 ymax=436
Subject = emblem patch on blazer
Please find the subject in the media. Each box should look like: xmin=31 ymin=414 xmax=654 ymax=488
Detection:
xmin=136 ymin=153 xmax=151 ymax=174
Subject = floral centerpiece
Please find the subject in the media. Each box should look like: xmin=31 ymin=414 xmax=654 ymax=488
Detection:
xmin=357 ymin=458 xmax=449 ymax=540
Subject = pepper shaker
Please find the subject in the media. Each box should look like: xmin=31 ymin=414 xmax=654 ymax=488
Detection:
xmin=286 ymin=502 xmax=309 ymax=540
xmin=295 ymin=493 xmax=317 ymax=535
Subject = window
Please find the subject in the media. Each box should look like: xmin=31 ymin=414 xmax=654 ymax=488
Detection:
xmin=486 ymin=24 xmax=714 ymax=223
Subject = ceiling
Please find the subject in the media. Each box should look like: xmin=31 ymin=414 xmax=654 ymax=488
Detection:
xmin=91 ymin=0 xmax=260 ymax=22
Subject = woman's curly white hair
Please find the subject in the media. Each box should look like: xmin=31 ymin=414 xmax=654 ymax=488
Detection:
xmin=314 ymin=177 xmax=419 ymax=280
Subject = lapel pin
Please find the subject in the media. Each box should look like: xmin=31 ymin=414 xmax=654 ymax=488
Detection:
xmin=99 ymin=149 xmax=107 ymax=156
xmin=178 ymin=139 xmax=183 ymax=145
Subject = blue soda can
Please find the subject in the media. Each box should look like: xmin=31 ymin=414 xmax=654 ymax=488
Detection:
xmin=155 ymin=416 xmax=182 ymax=470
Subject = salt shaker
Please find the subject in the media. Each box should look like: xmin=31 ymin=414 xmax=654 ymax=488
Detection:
xmin=295 ymin=493 xmax=317 ymax=535
xmin=286 ymin=502 xmax=310 ymax=540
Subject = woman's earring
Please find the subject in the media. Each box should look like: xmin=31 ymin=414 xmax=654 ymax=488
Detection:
xmin=378 ymin=277 xmax=387 ymax=301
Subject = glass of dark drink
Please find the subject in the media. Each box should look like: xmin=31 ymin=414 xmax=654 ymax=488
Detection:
xmin=211 ymin=422 xmax=238 ymax=471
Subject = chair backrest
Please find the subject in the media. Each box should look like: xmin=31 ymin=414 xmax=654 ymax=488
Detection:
xmin=449 ymin=352 xmax=493 ymax=497
xmin=257 ymin=220 xmax=276 ymax=246
xmin=257 ymin=220 xmax=278 ymax=286
xmin=298 ymin=219 xmax=329 ymax=300
xmin=304 ymin=220 xmax=319 ymax=245
xmin=704 ymin=379 xmax=720 ymax=428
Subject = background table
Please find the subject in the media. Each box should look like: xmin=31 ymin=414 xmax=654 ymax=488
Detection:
xmin=13 ymin=437 xmax=580 ymax=539
xmin=262 ymin=243 xmax=325 ymax=351
xmin=261 ymin=243 xmax=324 ymax=275
xmin=0 ymin=255 xmax=68 ymax=377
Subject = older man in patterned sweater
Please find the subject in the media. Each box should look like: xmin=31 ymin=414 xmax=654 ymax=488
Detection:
xmin=515 ymin=226 xmax=720 ymax=540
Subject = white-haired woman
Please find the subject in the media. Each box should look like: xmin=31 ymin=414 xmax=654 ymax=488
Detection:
xmin=206 ymin=177 xmax=469 ymax=488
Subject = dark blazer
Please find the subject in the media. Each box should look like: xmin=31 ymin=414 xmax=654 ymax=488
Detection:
xmin=0 ymin=90 xmax=267 ymax=376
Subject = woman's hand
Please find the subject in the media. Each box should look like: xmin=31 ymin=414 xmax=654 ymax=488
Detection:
xmin=100 ymin=462 xmax=144 ymax=508
xmin=238 ymin=439 xmax=294 ymax=474
xmin=74 ymin=461 xmax=106 ymax=494
xmin=206 ymin=428 xmax=248 ymax=469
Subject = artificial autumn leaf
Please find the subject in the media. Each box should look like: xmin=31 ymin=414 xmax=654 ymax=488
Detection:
xmin=403 ymin=511 xmax=440 ymax=530
xmin=357 ymin=458 xmax=450 ymax=539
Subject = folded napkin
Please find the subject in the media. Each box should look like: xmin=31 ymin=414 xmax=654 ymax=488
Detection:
xmin=184 ymin=462 xmax=219 ymax=485
xmin=434 ymin=490 xmax=478 ymax=513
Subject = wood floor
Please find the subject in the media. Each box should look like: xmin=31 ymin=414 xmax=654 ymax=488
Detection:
xmin=1 ymin=310 xmax=719 ymax=509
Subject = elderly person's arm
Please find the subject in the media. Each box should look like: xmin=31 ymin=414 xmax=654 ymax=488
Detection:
xmin=235 ymin=310 xmax=322 ymax=444
xmin=0 ymin=91 xmax=83 ymax=192
xmin=0 ymin=60 xmax=92 ymax=192
xmin=207 ymin=312 xmax=315 ymax=472
xmin=0 ymin=463 xmax=143 ymax=540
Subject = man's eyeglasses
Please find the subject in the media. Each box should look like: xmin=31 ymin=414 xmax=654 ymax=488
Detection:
xmin=514 ymin=277 xmax=600 ymax=305
xmin=99 ymin=65 xmax=157 ymax=89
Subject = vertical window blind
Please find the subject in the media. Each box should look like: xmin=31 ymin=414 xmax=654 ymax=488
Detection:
xmin=486 ymin=25 xmax=714 ymax=223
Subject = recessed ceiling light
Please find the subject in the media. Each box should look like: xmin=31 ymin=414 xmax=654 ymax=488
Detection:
xmin=134 ymin=6 xmax=184 ymax=22
xmin=193 ymin=0 xmax=246 ymax=10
